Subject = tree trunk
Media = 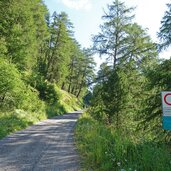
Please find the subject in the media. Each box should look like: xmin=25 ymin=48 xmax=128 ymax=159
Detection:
xmin=61 ymin=82 xmax=65 ymax=90
xmin=68 ymin=59 xmax=74 ymax=92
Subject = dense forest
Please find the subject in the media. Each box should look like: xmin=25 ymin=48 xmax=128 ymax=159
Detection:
xmin=0 ymin=0 xmax=171 ymax=170
xmin=0 ymin=0 xmax=95 ymax=138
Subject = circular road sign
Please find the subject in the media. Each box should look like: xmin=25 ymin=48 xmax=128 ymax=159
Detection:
xmin=164 ymin=93 xmax=171 ymax=106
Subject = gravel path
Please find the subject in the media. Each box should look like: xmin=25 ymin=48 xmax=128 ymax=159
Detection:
xmin=0 ymin=111 xmax=82 ymax=171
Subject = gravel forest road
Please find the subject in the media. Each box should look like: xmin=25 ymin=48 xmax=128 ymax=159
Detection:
xmin=0 ymin=111 xmax=82 ymax=171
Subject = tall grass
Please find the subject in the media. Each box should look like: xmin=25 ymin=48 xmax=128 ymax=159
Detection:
xmin=75 ymin=113 xmax=171 ymax=171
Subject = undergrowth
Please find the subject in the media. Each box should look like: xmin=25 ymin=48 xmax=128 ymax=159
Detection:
xmin=0 ymin=88 xmax=82 ymax=139
xmin=75 ymin=113 xmax=171 ymax=171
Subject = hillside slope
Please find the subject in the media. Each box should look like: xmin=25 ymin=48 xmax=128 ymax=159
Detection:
xmin=0 ymin=87 xmax=82 ymax=139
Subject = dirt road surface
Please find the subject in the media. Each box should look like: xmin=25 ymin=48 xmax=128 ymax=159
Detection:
xmin=0 ymin=111 xmax=82 ymax=171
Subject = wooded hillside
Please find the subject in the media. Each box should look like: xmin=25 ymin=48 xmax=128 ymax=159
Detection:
xmin=0 ymin=0 xmax=95 ymax=138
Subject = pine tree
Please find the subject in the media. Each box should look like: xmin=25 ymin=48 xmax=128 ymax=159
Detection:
xmin=91 ymin=0 xmax=157 ymax=132
xmin=93 ymin=0 xmax=134 ymax=68
xmin=46 ymin=12 xmax=73 ymax=85
xmin=158 ymin=3 xmax=171 ymax=51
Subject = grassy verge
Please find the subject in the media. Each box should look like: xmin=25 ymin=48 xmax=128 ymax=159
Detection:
xmin=0 ymin=109 xmax=46 ymax=139
xmin=0 ymin=89 xmax=82 ymax=140
xmin=75 ymin=113 xmax=171 ymax=171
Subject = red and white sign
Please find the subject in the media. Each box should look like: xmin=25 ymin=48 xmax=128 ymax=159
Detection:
xmin=161 ymin=91 xmax=171 ymax=116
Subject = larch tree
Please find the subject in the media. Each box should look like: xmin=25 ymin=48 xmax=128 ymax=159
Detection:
xmin=93 ymin=0 xmax=134 ymax=68
xmin=91 ymin=0 xmax=158 ymax=131
xmin=158 ymin=3 xmax=171 ymax=51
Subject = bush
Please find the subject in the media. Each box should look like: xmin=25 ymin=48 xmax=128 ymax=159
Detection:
xmin=19 ymin=86 xmax=46 ymax=116
xmin=89 ymin=106 xmax=109 ymax=124
xmin=0 ymin=58 xmax=46 ymax=114
xmin=28 ymin=74 xmax=59 ymax=104
xmin=0 ymin=59 xmax=25 ymax=110
xmin=0 ymin=108 xmax=47 ymax=139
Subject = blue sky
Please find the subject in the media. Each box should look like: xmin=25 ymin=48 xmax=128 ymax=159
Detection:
xmin=43 ymin=0 xmax=171 ymax=61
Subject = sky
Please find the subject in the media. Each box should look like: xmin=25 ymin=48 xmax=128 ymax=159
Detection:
xmin=43 ymin=0 xmax=171 ymax=63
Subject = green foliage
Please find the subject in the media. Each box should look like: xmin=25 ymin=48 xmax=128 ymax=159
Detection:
xmin=93 ymin=0 xmax=135 ymax=67
xmin=0 ymin=112 xmax=33 ymax=139
xmin=29 ymin=75 xmax=59 ymax=104
xmin=87 ymin=4 xmax=171 ymax=171
xmin=83 ymin=91 xmax=93 ymax=106
xmin=75 ymin=113 xmax=171 ymax=171
xmin=0 ymin=0 xmax=49 ymax=70
xmin=0 ymin=59 xmax=26 ymax=110
xmin=46 ymin=12 xmax=73 ymax=84
xmin=59 ymin=45 xmax=96 ymax=98
xmin=91 ymin=0 xmax=162 ymax=141
xmin=0 ymin=38 xmax=7 ymax=56
xmin=139 ymin=59 xmax=171 ymax=141
xmin=0 ymin=0 xmax=89 ymax=140
xmin=0 ymin=86 xmax=82 ymax=139
xmin=158 ymin=3 xmax=171 ymax=51
xmin=0 ymin=58 xmax=46 ymax=114
xmin=0 ymin=109 xmax=47 ymax=139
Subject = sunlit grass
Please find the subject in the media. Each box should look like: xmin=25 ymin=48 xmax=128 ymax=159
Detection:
xmin=0 ymin=110 xmax=37 ymax=139
xmin=0 ymin=89 xmax=82 ymax=139
xmin=75 ymin=113 xmax=171 ymax=171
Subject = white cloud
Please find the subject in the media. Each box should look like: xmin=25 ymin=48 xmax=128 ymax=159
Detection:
xmin=62 ymin=0 xmax=92 ymax=11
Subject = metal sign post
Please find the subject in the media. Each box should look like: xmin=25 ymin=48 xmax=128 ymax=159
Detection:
xmin=161 ymin=91 xmax=171 ymax=130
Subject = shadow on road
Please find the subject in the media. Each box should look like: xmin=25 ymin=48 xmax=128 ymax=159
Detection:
xmin=0 ymin=111 xmax=82 ymax=171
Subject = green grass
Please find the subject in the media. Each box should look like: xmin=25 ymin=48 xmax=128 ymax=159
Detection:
xmin=46 ymin=87 xmax=82 ymax=118
xmin=75 ymin=113 xmax=171 ymax=171
xmin=0 ymin=110 xmax=45 ymax=139
xmin=0 ymin=88 xmax=82 ymax=139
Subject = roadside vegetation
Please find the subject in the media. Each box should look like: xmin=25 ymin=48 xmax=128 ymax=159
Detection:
xmin=75 ymin=113 xmax=171 ymax=171
xmin=0 ymin=0 xmax=94 ymax=139
xmin=75 ymin=0 xmax=171 ymax=170
xmin=0 ymin=85 xmax=81 ymax=139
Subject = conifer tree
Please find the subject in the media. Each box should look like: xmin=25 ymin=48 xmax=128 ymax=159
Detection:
xmin=158 ymin=3 xmax=171 ymax=51
xmin=46 ymin=12 xmax=73 ymax=85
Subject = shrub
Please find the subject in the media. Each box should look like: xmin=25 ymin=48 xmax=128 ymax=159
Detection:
xmin=0 ymin=59 xmax=25 ymax=110
xmin=28 ymin=74 xmax=59 ymax=104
